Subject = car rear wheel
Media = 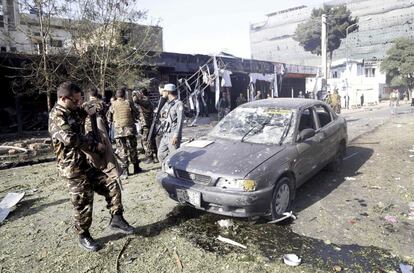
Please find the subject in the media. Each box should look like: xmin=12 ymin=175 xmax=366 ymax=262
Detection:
xmin=271 ymin=177 xmax=294 ymax=220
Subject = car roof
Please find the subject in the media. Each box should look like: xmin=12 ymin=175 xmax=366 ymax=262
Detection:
xmin=241 ymin=98 xmax=325 ymax=110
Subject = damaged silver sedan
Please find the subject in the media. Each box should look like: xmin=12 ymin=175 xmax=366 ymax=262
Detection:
xmin=157 ymin=98 xmax=347 ymax=220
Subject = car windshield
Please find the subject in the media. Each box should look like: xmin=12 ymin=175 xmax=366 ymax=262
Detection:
xmin=209 ymin=106 xmax=296 ymax=145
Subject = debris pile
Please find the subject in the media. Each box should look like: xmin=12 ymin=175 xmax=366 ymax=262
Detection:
xmin=0 ymin=138 xmax=54 ymax=169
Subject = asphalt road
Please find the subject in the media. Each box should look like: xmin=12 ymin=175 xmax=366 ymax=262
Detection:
xmin=342 ymin=104 xmax=412 ymax=142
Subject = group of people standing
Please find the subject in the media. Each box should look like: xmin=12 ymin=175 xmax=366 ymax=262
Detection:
xmin=48 ymin=81 xmax=184 ymax=252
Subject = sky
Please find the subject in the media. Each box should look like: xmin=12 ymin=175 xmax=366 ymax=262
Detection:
xmin=138 ymin=0 xmax=324 ymax=58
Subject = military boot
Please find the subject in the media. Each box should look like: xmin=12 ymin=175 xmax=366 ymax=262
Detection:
xmin=144 ymin=156 xmax=153 ymax=164
xmin=109 ymin=214 xmax=134 ymax=234
xmin=78 ymin=231 xmax=101 ymax=252
xmin=121 ymin=167 xmax=129 ymax=178
xmin=133 ymin=162 xmax=142 ymax=174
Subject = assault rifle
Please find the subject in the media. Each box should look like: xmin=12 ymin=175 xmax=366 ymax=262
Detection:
xmin=147 ymin=96 xmax=168 ymax=142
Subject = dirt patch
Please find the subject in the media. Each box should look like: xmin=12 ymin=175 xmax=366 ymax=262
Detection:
xmin=0 ymin=114 xmax=413 ymax=272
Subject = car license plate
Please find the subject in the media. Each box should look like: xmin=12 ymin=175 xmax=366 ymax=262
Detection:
xmin=187 ymin=190 xmax=201 ymax=207
xmin=176 ymin=189 xmax=201 ymax=207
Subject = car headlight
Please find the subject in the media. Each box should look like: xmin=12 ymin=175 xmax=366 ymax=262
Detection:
xmin=216 ymin=178 xmax=256 ymax=192
xmin=162 ymin=161 xmax=175 ymax=177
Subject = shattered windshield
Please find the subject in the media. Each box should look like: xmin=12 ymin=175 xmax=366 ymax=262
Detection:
xmin=209 ymin=106 xmax=296 ymax=145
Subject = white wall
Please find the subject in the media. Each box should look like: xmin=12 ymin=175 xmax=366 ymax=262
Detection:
xmin=328 ymin=61 xmax=386 ymax=107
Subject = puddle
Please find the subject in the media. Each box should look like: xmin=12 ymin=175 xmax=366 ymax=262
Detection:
xmin=165 ymin=206 xmax=408 ymax=272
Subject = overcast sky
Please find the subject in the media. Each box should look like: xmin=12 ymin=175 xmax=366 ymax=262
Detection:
xmin=138 ymin=0 xmax=324 ymax=58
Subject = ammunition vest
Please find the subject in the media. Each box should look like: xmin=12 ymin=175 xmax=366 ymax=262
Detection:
xmin=112 ymin=99 xmax=134 ymax=128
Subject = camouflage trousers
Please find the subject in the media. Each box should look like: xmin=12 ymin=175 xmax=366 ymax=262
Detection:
xmin=140 ymin=126 xmax=156 ymax=158
xmin=115 ymin=135 xmax=139 ymax=168
xmin=66 ymin=167 xmax=123 ymax=235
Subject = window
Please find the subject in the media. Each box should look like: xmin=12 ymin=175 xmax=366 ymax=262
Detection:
xmin=357 ymin=64 xmax=364 ymax=76
xmin=6 ymin=0 xmax=15 ymax=30
xmin=298 ymin=108 xmax=316 ymax=132
xmin=365 ymin=68 xmax=376 ymax=77
xmin=0 ymin=46 xmax=6 ymax=52
xmin=50 ymin=39 xmax=63 ymax=48
xmin=315 ymin=105 xmax=332 ymax=127
xmin=10 ymin=47 xmax=16 ymax=52
xmin=333 ymin=71 xmax=338 ymax=78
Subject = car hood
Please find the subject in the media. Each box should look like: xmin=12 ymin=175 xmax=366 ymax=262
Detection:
xmin=167 ymin=138 xmax=285 ymax=177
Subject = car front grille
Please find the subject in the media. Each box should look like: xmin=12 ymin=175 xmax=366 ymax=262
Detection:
xmin=175 ymin=169 xmax=211 ymax=185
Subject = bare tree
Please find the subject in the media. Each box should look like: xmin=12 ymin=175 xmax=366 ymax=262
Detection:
xmin=3 ymin=0 xmax=74 ymax=111
xmin=68 ymin=0 xmax=162 ymax=94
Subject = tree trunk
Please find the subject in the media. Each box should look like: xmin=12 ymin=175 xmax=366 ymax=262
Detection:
xmin=15 ymin=94 xmax=23 ymax=136
xmin=47 ymin=89 xmax=52 ymax=112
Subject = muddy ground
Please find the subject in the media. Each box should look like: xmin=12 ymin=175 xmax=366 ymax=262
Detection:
xmin=0 ymin=113 xmax=414 ymax=273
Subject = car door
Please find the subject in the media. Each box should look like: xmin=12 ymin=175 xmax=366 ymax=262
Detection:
xmin=314 ymin=105 xmax=340 ymax=163
xmin=293 ymin=107 xmax=323 ymax=186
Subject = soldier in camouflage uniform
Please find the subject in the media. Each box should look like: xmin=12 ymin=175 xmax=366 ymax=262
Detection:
xmin=157 ymin=83 xmax=185 ymax=162
xmin=48 ymin=81 xmax=134 ymax=252
xmin=331 ymin=89 xmax=341 ymax=114
xmin=132 ymin=88 xmax=157 ymax=164
xmin=83 ymin=87 xmax=108 ymax=134
xmin=107 ymin=87 xmax=142 ymax=175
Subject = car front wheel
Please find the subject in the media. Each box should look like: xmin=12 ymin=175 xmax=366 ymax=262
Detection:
xmin=271 ymin=177 xmax=294 ymax=220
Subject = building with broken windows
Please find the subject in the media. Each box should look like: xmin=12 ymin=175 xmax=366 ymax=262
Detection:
xmin=0 ymin=50 xmax=319 ymax=133
xmin=250 ymin=0 xmax=414 ymax=67
xmin=0 ymin=0 xmax=163 ymax=54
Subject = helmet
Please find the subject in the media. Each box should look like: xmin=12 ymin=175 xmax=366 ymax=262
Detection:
xmin=164 ymin=83 xmax=177 ymax=93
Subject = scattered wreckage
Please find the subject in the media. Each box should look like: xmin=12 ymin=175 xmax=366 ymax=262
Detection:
xmin=157 ymin=98 xmax=348 ymax=220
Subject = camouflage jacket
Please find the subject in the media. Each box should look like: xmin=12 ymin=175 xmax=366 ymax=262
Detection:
xmin=49 ymin=103 xmax=99 ymax=178
xmin=82 ymin=98 xmax=107 ymax=134
xmin=134 ymin=95 xmax=154 ymax=128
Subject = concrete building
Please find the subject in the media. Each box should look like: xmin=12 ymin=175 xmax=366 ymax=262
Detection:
xmin=0 ymin=0 xmax=163 ymax=54
xmin=250 ymin=0 xmax=414 ymax=67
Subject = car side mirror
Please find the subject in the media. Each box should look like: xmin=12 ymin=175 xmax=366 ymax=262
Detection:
xmin=298 ymin=128 xmax=315 ymax=141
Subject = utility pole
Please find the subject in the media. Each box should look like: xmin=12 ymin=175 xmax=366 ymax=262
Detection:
xmin=321 ymin=14 xmax=328 ymax=81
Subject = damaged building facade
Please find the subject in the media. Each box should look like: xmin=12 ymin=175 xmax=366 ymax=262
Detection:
xmin=0 ymin=0 xmax=163 ymax=54
xmin=142 ymin=52 xmax=318 ymax=112
xmin=0 ymin=50 xmax=317 ymax=133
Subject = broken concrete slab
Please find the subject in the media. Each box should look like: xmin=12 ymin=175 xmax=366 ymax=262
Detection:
xmin=0 ymin=192 xmax=25 ymax=223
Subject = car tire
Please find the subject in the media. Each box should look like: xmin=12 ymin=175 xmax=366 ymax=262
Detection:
xmin=326 ymin=143 xmax=346 ymax=172
xmin=270 ymin=176 xmax=294 ymax=220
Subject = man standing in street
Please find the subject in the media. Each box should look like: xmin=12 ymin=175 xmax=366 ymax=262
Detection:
xmin=411 ymin=89 xmax=414 ymax=106
xmin=157 ymin=83 xmax=184 ymax=162
xmin=218 ymin=90 xmax=230 ymax=120
xmin=107 ymin=87 xmax=142 ymax=175
xmin=236 ymin=93 xmax=247 ymax=107
xmin=49 ymin=81 xmax=134 ymax=252
xmin=133 ymin=88 xmax=157 ymax=164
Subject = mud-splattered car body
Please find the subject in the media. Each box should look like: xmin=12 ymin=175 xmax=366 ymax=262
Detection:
xmin=157 ymin=98 xmax=347 ymax=219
